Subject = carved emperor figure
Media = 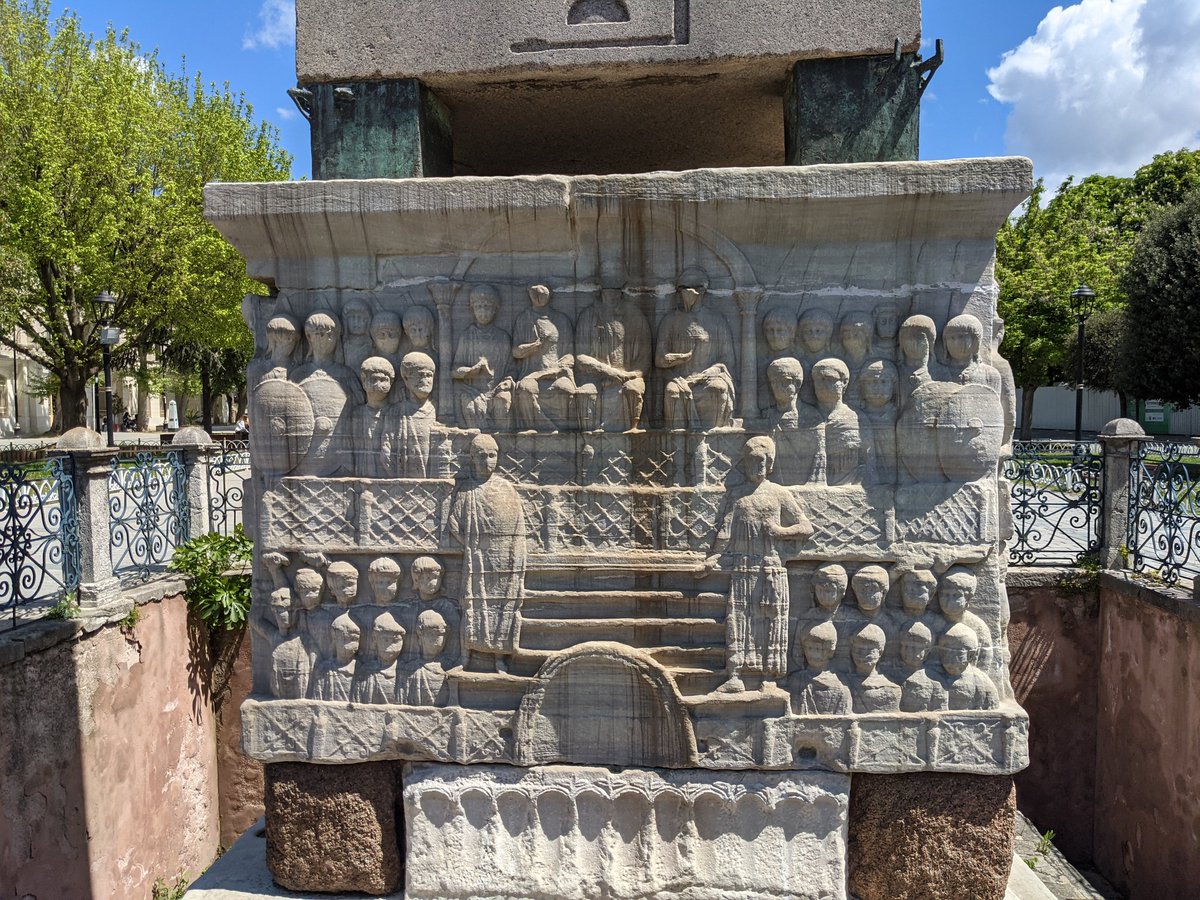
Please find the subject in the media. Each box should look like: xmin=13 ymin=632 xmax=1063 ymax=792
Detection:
xmin=657 ymin=269 xmax=737 ymax=431
xmin=451 ymin=285 xmax=514 ymax=430
xmin=574 ymin=275 xmax=651 ymax=432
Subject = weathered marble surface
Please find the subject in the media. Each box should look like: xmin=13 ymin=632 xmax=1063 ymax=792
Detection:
xmin=403 ymin=763 xmax=850 ymax=900
xmin=206 ymin=159 xmax=1032 ymax=776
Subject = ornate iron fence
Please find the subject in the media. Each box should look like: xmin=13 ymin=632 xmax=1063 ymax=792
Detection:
xmin=1127 ymin=440 xmax=1200 ymax=585
xmin=1004 ymin=440 xmax=1104 ymax=566
xmin=0 ymin=455 xmax=81 ymax=625
xmin=109 ymin=449 xmax=189 ymax=582
xmin=206 ymin=440 xmax=250 ymax=536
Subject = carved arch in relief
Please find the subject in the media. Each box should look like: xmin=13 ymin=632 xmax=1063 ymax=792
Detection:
xmin=515 ymin=641 xmax=697 ymax=768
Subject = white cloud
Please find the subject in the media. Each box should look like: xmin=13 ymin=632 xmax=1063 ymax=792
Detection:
xmin=987 ymin=0 xmax=1200 ymax=187
xmin=243 ymin=0 xmax=295 ymax=51
xmin=275 ymin=106 xmax=298 ymax=121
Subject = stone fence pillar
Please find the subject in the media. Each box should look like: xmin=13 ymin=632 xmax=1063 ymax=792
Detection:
xmin=1097 ymin=418 xmax=1146 ymax=570
xmin=172 ymin=425 xmax=215 ymax=543
xmin=54 ymin=427 xmax=121 ymax=607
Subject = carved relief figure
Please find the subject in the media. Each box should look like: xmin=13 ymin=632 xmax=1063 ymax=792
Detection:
xmin=936 ymin=384 xmax=1005 ymax=482
xmin=407 ymin=556 xmax=461 ymax=664
xmin=294 ymin=312 xmax=361 ymax=476
xmin=249 ymin=315 xmax=312 ymax=476
xmin=351 ymin=357 xmax=395 ymax=477
xmin=790 ymin=621 xmax=852 ymax=715
xmin=326 ymin=560 xmax=361 ymax=608
xmin=293 ymin=566 xmax=334 ymax=660
xmin=898 ymin=621 xmax=947 ymax=712
xmin=850 ymin=565 xmax=896 ymax=635
xmin=513 ymin=287 xmax=586 ymax=431
xmin=899 ymin=568 xmax=939 ymax=626
xmin=248 ymin=314 xmax=299 ymax=388
xmin=795 ymin=562 xmax=848 ymax=642
xmin=657 ymin=269 xmax=737 ymax=431
xmin=939 ymin=624 xmax=1000 ymax=710
xmin=706 ymin=436 xmax=813 ymax=693
xmin=811 ymin=359 xmax=868 ymax=485
xmin=445 ymin=434 xmax=528 ymax=672
xmin=310 ymin=611 xmax=360 ymax=701
xmin=369 ymin=310 xmax=403 ymax=373
xmin=938 ymin=566 xmax=993 ymax=673
xmin=397 ymin=610 xmax=450 ymax=706
xmin=795 ymin=308 xmax=834 ymax=404
xmin=759 ymin=307 xmax=799 ymax=416
xmin=400 ymin=305 xmax=437 ymax=364
xmin=838 ymin=311 xmax=873 ymax=400
xmin=943 ymin=314 xmax=1002 ymax=392
xmin=257 ymin=588 xmax=312 ymax=700
xmin=451 ymin=285 xmax=514 ymax=430
xmin=873 ymin=301 xmax=901 ymax=360
xmin=368 ymin=557 xmax=402 ymax=605
xmin=859 ymin=359 xmax=899 ymax=484
xmin=383 ymin=352 xmax=439 ymax=477
xmin=350 ymin=611 xmax=405 ymax=704
xmin=848 ymin=624 xmax=900 ymax=713
xmin=898 ymin=314 xmax=937 ymax=399
xmin=765 ymin=357 xmax=821 ymax=486
xmin=342 ymin=297 xmax=376 ymax=375
xmin=574 ymin=278 xmax=651 ymax=432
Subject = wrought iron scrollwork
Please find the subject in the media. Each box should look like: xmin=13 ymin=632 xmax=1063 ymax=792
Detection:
xmin=109 ymin=450 xmax=188 ymax=582
xmin=1004 ymin=441 xmax=1103 ymax=566
xmin=0 ymin=455 xmax=80 ymax=625
xmin=1128 ymin=441 xmax=1200 ymax=585
xmin=207 ymin=440 xmax=249 ymax=536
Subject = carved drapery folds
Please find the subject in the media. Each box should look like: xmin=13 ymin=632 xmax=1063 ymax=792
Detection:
xmin=210 ymin=162 xmax=1032 ymax=774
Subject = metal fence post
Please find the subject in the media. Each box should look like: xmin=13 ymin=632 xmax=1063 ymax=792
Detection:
xmin=172 ymin=425 xmax=214 ymax=543
xmin=1098 ymin=417 xmax=1146 ymax=570
xmin=54 ymin=427 xmax=121 ymax=607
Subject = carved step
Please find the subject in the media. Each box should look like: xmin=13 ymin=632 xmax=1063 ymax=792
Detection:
xmin=522 ymin=590 xmax=726 ymax=620
xmin=518 ymin=616 xmax=724 ymax=652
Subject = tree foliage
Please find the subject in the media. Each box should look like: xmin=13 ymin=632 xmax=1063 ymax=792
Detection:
xmin=1121 ymin=189 xmax=1200 ymax=409
xmin=0 ymin=0 xmax=289 ymax=429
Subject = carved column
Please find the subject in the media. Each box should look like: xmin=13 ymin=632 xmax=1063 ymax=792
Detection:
xmin=1098 ymin=418 xmax=1148 ymax=569
xmin=427 ymin=280 xmax=459 ymax=427
xmin=171 ymin=425 xmax=214 ymax=543
xmin=53 ymin=443 xmax=122 ymax=608
xmin=735 ymin=289 xmax=763 ymax=422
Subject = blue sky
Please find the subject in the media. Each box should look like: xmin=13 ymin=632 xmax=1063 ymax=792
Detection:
xmin=47 ymin=0 xmax=1200 ymax=187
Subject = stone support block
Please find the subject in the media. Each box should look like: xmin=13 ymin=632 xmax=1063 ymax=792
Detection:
xmin=173 ymin=425 xmax=214 ymax=543
xmin=847 ymin=772 xmax=1016 ymax=900
xmin=263 ymin=761 xmax=402 ymax=895
xmin=54 ymin=444 xmax=121 ymax=607
xmin=403 ymin=763 xmax=851 ymax=900
xmin=1098 ymin=417 xmax=1146 ymax=569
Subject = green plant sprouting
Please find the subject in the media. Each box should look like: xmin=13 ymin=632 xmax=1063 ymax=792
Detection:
xmin=170 ymin=525 xmax=253 ymax=632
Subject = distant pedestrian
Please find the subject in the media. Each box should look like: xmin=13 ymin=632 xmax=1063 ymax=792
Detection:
xmin=234 ymin=413 xmax=250 ymax=437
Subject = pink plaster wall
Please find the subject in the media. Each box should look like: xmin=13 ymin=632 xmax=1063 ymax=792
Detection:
xmin=0 ymin=595 xmax=220 ymax=899
xmin=1094 ymin=576 xmax=1200 ymax=900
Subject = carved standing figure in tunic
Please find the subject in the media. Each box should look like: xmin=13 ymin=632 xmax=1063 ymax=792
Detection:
xmin=383 ymin=352 xmax=440 ymax=478
xmin=574 ymin=278 xmax=651 ymax=432
xmin=248 ymin=314 xmax=300 ymax=388
xmin=899 ymin=621 xmax=947 ymax=711
xmin=451 ymin=285 xmax=514 ymax=430
xmin=445 ymin=434 xmax=528 ymax=672
xmin=397 ymin=610 xmax=450 ymax=706
xmin=848 ymin=624 xmax=901 ymax=713
xmin=342 ymin=296 xmax=376 ymax=376
xmin=812 ymin=358 xmax=868 ymax=486
xmin=939 ymin=624 xmax=1000 ymax=710
xmin=938 ymin=566 xmax=993 ymax=674
xmin=766 ymin=357 xmax=821 ymax=486
xmin=790 ymin=620 xmax=852 ymax=715
xmin=759 ymin=307 xmax=799 ymax=417
xmin=350 ymin=612 xmax=405 ymax=704
xmin=898 ymin=314 xmax=938 ymax=401
xmin=256 ymin=588 xmax=312 ymax=700
xmin=991 ymin=317 xmax=1018 ymax=456
xmin=310 ymin=612 xmax=360 ymax=702
xmin=293 ymin=312 xmax=361 ymax=476
xmin=351 ymin=357 xmax=395 ymax=478
xmin=860 ymin=359 xmax=899 ymax=484
xmin=657 ymin=269 xmax=737 ymax=431
xmin=369 ymin=310 xmax=404 ymax=375
xmin=705 ymin=436 xmax=813 ymax=693
xmin=943 ymin=314 xmax=1002 ymax=393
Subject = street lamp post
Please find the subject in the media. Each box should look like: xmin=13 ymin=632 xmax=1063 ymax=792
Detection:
xmin=11 ymin=333 xmax=19 ymax=436
xmin=92 ymin=291 xmax=121 ymax=448
xmin=1070 ymin=283 xmax=1096 ymax=443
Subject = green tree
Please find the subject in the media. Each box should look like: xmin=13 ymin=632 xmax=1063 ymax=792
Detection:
xmin=0 ymin=0 xmax=289 ymax=430
xmin=1122 ymin=189 xmax=1200 ymax=408
xmin=996 ymin=175 xmax=1134 ymax=437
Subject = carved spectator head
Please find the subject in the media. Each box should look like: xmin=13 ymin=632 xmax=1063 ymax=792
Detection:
xmin=266 ymin=314 xmax=300 ymax=363
xmin=343 ymin=297 xmax=371 ymax=336
xmin=767 ymin=357 xmax=805 ymax=408
xmin=331 ymin=612 xmax=361 ymax=665
xmin=676 ymin=268 xmax=709 ymax=310
xmin=813 ymin=563 xmax=849 ymax=611
xmin=411 ymin=556 xmax=444 ymax=601
xmin=326 ymin=561 xmax=360 ymax=607
xmin=944 ymin=314 xmax=984 ymax=364
xmin=370 ymin=310 xmax=402 ymax=356
xmin=762 ymin=307 xmax=798 ymax=352
xmin=899 ymin=315 xmax=937 ymax=366
xmin=372 ymin=611 xmax=406 ymax=666
xmin=939 ymin=623 xmax=978 ymax=677
xmin=938 ymin=567 xmax=977 ymax=621
xmin=900 ymin=621 xmax=934 ymax=671
xmin=900 ymin=569 xmax=938 ymax=614
xmin=860 ymin=360 xmax=899 ymax=410
xmin=742 ymin=436 xmax=776 ymax=484
xmin=304 ymin=312 xmax=340 ymax=362
xmin=528 ymin=284 xmax=552 ymax=309
xmin=468 ymin=284 xmax=501 ymax=326
xmin=839 ymin=311 xmax=872 ymax=359
xmin=875 ymin=302 xmax=900 ymax=340
xmin=798 ymin=308 xmax=834 ymax=353
xmin=416 ymin=610 xmax=448 ymax=660
xmin=269 ymin=588 xmax=295 ymax=633
xmin=469 ymin=433 xmax=500 ymax=480
xmin=402 ymin=305 xmax=435 ymax=349
xmin=367 ymin=557 xmax=402 ymax=604
xmin=401 ymin=352 xmax=436 ymax=402
xmin=293 ymin=567 xmax=325 ymax=610
xmin=812 ymin=358 xmax=850 ymax=407
xmin=802 ymin=620 xmax=838 ymax=670
xmin=851 ymin=624 xmax=887 ymax=675
xmin=359 ymin=357 xmax=395 ymax=407
xmin=852 ymin=565 xmax=890 ymax=613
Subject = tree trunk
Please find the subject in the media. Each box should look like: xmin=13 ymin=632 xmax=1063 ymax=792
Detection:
xmin=1019 ymin=384 xmax=1038 ymax=440
xmin=1118 ymin=391 xmax=1129 ymax=419
xmin=58 ymin=373 xmax=90 ymax=432
xmin=201 ymin=358 xmax=213 ymax=435
xmin=136 ymin=349 xmax=152 ymax=431
xmin=236 ymin=386 xmax=247 ymax=420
